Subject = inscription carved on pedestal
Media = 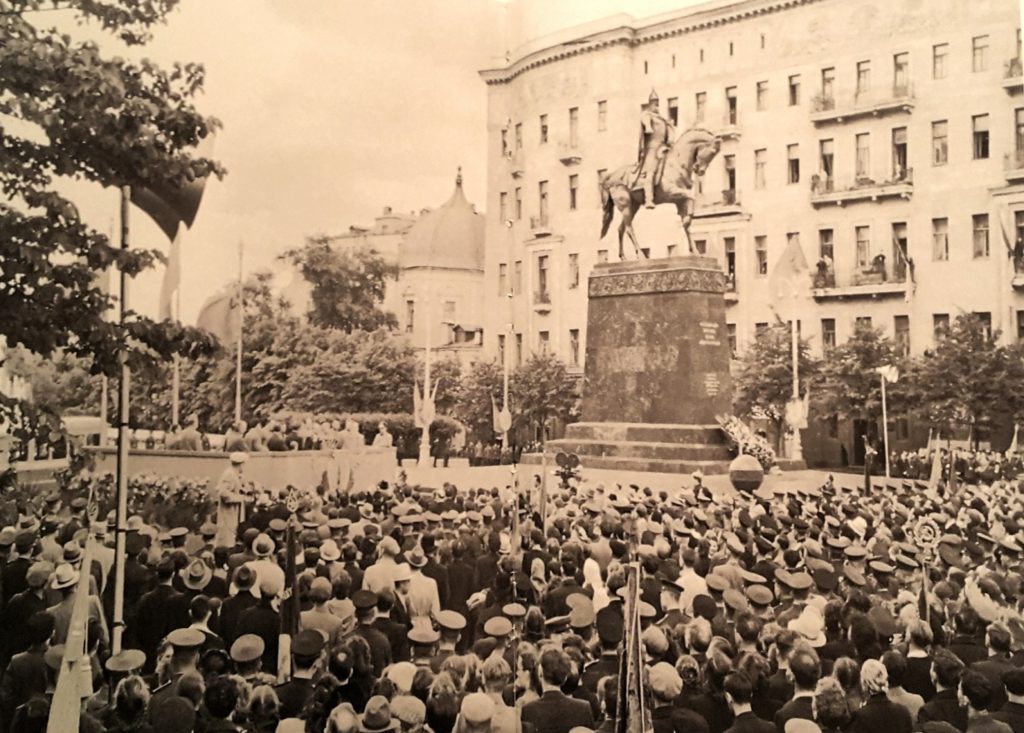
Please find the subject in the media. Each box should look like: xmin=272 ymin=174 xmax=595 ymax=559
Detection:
xmin=704 ymin=373 xmax=721 ymax=397
xmin=589 ymin=267 xmax=726 ymax=298
xmin=698 ymin=321 xmax=721 ymax=346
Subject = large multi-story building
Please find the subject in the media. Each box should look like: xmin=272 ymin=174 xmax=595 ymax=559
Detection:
xmin=322 ymin=173 xmax=486 ymax=366
xmin=478 ymin=0 xmax=1024 ymax=460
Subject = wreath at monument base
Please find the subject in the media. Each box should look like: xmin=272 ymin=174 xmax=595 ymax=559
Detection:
xmin=716 ymin=414 xmax=777 ymax=471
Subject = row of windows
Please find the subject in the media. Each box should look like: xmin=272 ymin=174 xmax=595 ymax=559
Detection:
xmin=497 ymin=329 xmax=582 ymax=368
xmin=503 ymin=29 xmax=1019 ymax=162
xmin=498 ymin=210 xmax=1024 ymax=302
xmin=497 ymin=109 xmax=1023 ymax=222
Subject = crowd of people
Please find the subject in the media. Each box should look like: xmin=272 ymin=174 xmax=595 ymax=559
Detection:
xmin=889 ymin=448 xmax=1024 ymax=485
xmin=2 ymin=457 xmax=1024 ymax=733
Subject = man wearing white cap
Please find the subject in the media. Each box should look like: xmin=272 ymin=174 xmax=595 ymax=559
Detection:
xmin=215 ymin=451 xmax=249 ymax=547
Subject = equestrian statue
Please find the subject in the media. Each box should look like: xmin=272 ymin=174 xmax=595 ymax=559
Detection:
xmin=599 ymin=89 xmax=722 ymax=260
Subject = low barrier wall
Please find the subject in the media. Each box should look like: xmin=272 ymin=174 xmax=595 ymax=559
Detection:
xmin=84 ymin=446 xmax=398 ymax=492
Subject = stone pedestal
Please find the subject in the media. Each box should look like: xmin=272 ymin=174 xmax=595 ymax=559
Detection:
xmin=541 ymin=256 xmax=735 ymax=475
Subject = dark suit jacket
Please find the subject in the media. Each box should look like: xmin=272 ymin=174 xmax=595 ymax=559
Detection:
xmin=136 ymin=584 xmax=189 ymax=673
xmin=235 ymin=600 xmax=280 ymax=675
xmin=904 ymin=655 xmax=936 ymax=702
xmin=918 ymin=688 xmax=969 ymax=731
xmin=521 ymin=690 xmax=594 ymax=733
xmin=653 ymin=704 xmax=710 ymax=733
xmin=373 ymin=616 xmax=409 ymax=663
xmin=773 ymin=695 xmax=814 ymax=731
xmin=446 ymin=560 xmax=475 ymax=617
xmin=724 ymin=710 xmax=776 ymax=733
xmin=686 ymin=693 xmax=733 ymax=733
xmin=993 ymin=701 xmax=1024 ymax=733
xmin=275 ymin=677 xmax=314 ymax=719
xmin=218 ymin=591 xmax=258 ymax=646
xmin=950 ymin=636 xmax=988 ymax=667
xmin=849 ymin=692 xmax=913 ymax=733
xmin=1 ymin=590 xmax=46 ymax=660
xmin=421 ymin=559 xmax=449 ymax=609
xmin=972 ymin=655 xmax=1016 ymax=711
xmin=354 ymin=623 xmax=392 ymax=678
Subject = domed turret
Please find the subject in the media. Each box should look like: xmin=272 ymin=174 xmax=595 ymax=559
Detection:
xmin=398 ymin=168 xmax=484 ymax=272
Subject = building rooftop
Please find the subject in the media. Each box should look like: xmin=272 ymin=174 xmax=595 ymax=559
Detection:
xmin=398 ymin=169 xmax=485 ymax=272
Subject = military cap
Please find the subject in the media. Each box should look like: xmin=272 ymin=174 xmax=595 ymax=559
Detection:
xmin=746 ymin=584 xmax=774 ymax=607
xmin=843 ymin=544 xmax=867 ymax=560
xmin=692 ymin=594 xmax=717 ymax=620
xmin=293 ymin=629 xmax=325 ymax=657
xmin=437 ymin=610 xmax=467 ymax=631
xmin=352 ymin=589 xmax=378 ymax=610
xmin=965 ymin=541 xmax=984 ymax=559
xmin=166 ymin=628 xmax=205 ymax=650
xmin=14 ymin=531 xmax=37 ymax=552
xmin=869 ymin=560 xmax=895 ymax=575
xmin=460 ymin=692 xmax=495 ymax=725
xmin=169 ymin=527 xmax=188 ymax=539
xmin=502 ymin=603 xmax=527 ymax=619
xmin=939 ymin=544 xmax=962 ymax=568
xmin=740 ymin=569 xmax=767 ymax=585
xmin=786 ymin=572 xmax=814 ymax=591
xmin=268 ymin=518 xmax=288 ymax=533
xmin=723 ymin=588 xmax=749 ymax=612
xmin=441 ymin=510 xmax=458 ymax=521
xmin=327 ymin=517 xmax=350 ymax=531
xmin=231 ymin=634 xmax=265 ymax=663
xmin=570 ymin=604 xmax=595 ymax=629
xmin=40 ymin=516 xmax=60 ymax=534
xmin=70 ymin=497 xmax=87 ymax=510
xmin=483 ymin=616 xmax=513 ymax=637
xmin=466 ymin=511 xmax=482 ymax=523
xmin=106 ymin=649 xmax=146 ymax=674
xmin=705 ymin=573 xmax=728 ymax=593
xmin=895 ymin=554 xmax=919 ymax=570
xmin=545 ymin=615 xmax=571 ymax=632
xmin=408 ymin=627 xmax=440 ymax=646
xmin=812 ymin=567 xmax=838 ymax=592
xmin=844 ymin=566 xmax=866 ymax=586
xmin=229 ymin=451 xmax=248 ymax=464
xmin=199 ymin=523 xmax=216 ymax=538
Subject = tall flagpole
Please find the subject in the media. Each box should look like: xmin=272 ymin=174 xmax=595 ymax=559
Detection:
xmin=881 ymin=373 xmax=891 ymax=480
xmin=171 ymin=282 xmax=181 ymax=427
xmin=790 ymin=287 xmax=803 ymax=461
xmin=112 ymin=185 xmax=131 ymax=654
xmin=234 ymin=241 xmax=244 ymax=424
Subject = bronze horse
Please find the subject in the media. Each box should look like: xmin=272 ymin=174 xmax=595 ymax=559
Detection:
xmin=599 ymin=127 xmax=722 ymax=260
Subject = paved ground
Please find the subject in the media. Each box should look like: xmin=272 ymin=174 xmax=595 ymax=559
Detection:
xmin=401 ymin=463 xmax=864 ymax=501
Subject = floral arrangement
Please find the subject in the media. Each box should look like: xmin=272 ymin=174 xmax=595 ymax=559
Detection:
xmin=55 ymin=472 xmax=217 ymax=530
xmin=716 ymin=414 xmax=777 ymax=471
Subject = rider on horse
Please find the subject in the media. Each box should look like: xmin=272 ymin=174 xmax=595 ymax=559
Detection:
xmin=636 ymin=89 xmax=675 ymax=209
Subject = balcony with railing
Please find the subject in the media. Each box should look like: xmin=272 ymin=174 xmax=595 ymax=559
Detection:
xmin=557 ymin=139 xmax=582 ymax=166
xmin=529 ymin=214 xmax=553 ymax=238
xmin=1006 ymin=150 xmax=1024 ymax=183
xmin=1005 ymin=57 xmax=1023 ymax=93
xmin=718 ymin=112 xmax=741 ymax=140
xmin=810 ymin=168 xmax=913 ymax=207
xmin=811 ymin=255 xmax=909 ymax=300
xmin=693 ymin=188 xmax=744 ymax=218
xmin=533 ymin=289 xmax=552 ymax=313
xmin=810 ymin=84 xmax=915 ymax=125
xmin=504 ymin=148 xmax=525 ymax=178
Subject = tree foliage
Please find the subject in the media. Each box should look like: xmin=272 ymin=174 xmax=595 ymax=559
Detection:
xmin=512 ymin=353 xmax=579 ymax=440
xmin=452 ymin=360 xmax=504 ymax=441
xmin=0 ymin=0 xmax=223 ymax=435
xmin=733 ymin=321 xmax=818 ymax=448
xmin=912 ymin=313 xmax=1024 ymax=436
xmin=281 ymin=238 xmax=398 ymax=333
xmin=812 ymin=323 xmax=905 ymax=422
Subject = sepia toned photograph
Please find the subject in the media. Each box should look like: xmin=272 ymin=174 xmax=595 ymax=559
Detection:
xmin=2 ymin=0 xmax=1024 ymax=731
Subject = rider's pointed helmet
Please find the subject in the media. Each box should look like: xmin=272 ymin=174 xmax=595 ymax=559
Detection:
xmin=648 ymin=88 xmax=659 ymax=104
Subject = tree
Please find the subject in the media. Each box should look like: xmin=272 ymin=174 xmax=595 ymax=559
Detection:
xmin=511 ymin=353 xmax=578 ymax=443
xmin=452 ymin=360 xmax=504 ymax=442
xmin=281 ymin=238 xmax=398 ymax=333
xmin=733 ymin=322 xmax=819 ymax=451
xmin=813 ymin=323 xmax=905 ymax=424
xmin=913 ymin=314 xmax=1024 ymax=444
xmin=1 ymin=1 xmax=222 ymax=432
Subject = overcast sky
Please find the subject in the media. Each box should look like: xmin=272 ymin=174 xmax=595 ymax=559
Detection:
xmin=53 ymin=0 xmax=702 ymax=322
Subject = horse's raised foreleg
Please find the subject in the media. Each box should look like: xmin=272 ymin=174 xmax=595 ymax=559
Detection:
xmin=676 ymin=199 xmax=696 ymax=254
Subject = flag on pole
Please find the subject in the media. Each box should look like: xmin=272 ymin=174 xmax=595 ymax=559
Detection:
xmin=345 ymin=464 xmax=355 ymax=493
xmin=928 ymin=447 xmax=943 ymax=490
xmin=46 ymin=542 xmax=95 ymax=733
xmin=491 ymin=394 xmax=502 ymax=435
xmin=131 ymin=134 xmax=215 ymax=242
xmin=278 ymin=517 xmax=299 ymax=682
xmin=158 ymin=230 xmax=183 ymax=321
xmin=948 ymin=449 xmax=958 ymax=494
xmin=413 ymin=381 xmax=423 ymax=429
xmin=1008 ymin=425 xmax=1019 ymax=458
xmin=196 ymin=287 xmax=241 ymax=346
xmin=616 ymin=563 xmax=651 ymax=733
xmin=768 ymin=234 xmax=810 ymax=303
xmin=876 ymin=365 xmax=900 ymax=383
